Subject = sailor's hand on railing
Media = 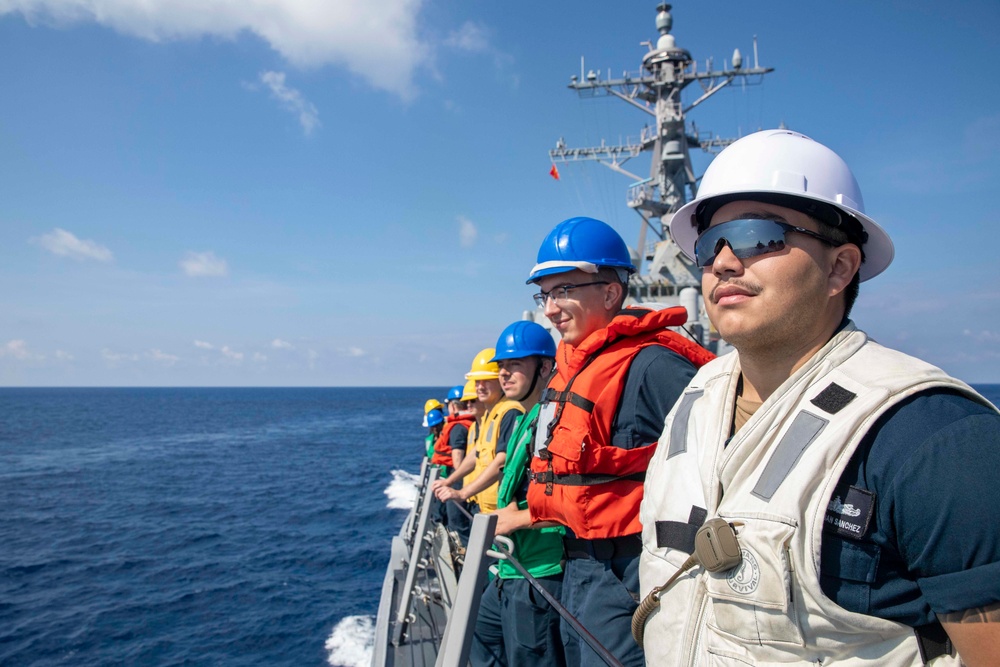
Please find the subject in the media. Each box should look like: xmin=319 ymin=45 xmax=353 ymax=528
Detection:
xmin=435 ymin=486 xmax=462 ymax=502
xmin=430 ymin=478 xmax=448 ymax=493
xmin=492 ymin=502 xmax=533 ymax=536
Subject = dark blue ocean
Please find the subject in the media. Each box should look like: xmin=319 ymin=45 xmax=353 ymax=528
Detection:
xmin=2 ymin=385 xmax=999 ymax=666
xmin=0 ymin=387 xmax=439 ymax=667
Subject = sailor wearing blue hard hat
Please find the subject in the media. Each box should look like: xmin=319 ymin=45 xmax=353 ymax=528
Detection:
xmin=425 ymin=408 xmax=444 ymax=429
xmin=493 ymin=216 xmax=714 ymax=667
xmin=429 ymin=382 xmax=478 ymax=545
xmin=444 ymin=384 xmax=464 ymax=411
xmin=470 ymin=320 xmax=563 ymax=667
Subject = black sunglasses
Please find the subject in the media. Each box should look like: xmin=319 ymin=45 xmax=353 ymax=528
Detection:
xmin=694 ymin=218 xmax=843 ymax=268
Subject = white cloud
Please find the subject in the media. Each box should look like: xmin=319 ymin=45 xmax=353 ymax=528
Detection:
xmin=271 ymin=338 xmax=294 ymax=349
xmin=180 ymin=251 xmax=228 ymax=277
xmin=31 ymin=228 xmax=113 ymax=262
xmin=347 ymin=346 xmax=365 ymax=357
xmin=963 ymin=329 xmax=1000 ymax=344
xmin=307 ymin=348 xmax=318 ymax=370
xmin=253 ymin=352 xmax=267 ymax=362
xmin=54 ymin=349 xmax=74 ymax=361
xmin=444 ymin=21 xmax=489 ymax=53
xmin=1 ymin=339 xmax=37 ymax=360
xmin=258 ymin=70 xmax=320 ymax=135
xmin=148 ymin=348 xmax=180 ymax=365
xmin=458 ymin=215 xmax=477 ymax=248
xmin=442 ymin=20 xmax=517 ymax=89
xmin=1 ymin=0 xmax=430 ymax=97
xmin=102 ymin=348 xmax=139 ymax=363
xmin=194 ymin=339 xmax=243 ymax=363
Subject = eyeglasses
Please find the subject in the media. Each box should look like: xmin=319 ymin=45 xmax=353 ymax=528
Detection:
xmin=694 ymin=218 xmax=843 ymax=268
xmin=532 ymin=281 xmax=609 ymax=307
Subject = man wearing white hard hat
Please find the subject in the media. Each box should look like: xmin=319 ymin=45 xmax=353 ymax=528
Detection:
xmin=637 ymin=130 xmax=1000 ymax=666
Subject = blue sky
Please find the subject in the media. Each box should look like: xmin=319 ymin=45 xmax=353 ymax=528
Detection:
xmin=2 ymin=0 xmax=999 ymax=386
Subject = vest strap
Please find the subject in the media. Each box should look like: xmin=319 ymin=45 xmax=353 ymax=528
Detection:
xmin=530 ymin=470 xmax=646 ymax=486
xmin=654 ymin=506 xmax=708 ymax=554
xmin=541 ymin=388 xmax=595 ymax=413
xmin=564 ymin=533 xmax=642 ymax=560
xmin=914 ymin=621 xmax=954 ymax=664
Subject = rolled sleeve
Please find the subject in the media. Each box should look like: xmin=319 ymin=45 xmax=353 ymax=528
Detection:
xmin=890 ymin=411 xmax=1000 ymax=615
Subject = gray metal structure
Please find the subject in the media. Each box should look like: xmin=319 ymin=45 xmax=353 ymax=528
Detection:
xmin=537 ymin=3 xmax=773 ymax=353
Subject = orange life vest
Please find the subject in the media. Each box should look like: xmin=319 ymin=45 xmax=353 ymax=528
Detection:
xmin=430 ymin=413 xmax=475 ymax=468
xmin=527 ymin=306 xmax=715 ymax=539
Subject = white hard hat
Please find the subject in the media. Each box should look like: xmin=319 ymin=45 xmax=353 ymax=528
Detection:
xmin=670 ymin=130 xmax=894 ymax=281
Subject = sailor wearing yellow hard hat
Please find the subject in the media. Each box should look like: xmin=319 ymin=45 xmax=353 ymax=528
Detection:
xmin=432 ymin=348 xmax=523 ymax=516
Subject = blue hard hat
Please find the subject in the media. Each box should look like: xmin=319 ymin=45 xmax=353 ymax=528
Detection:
xmin=526 ymin=217 xmax=635 ymax=284
xmin=426 ymin=408 xmax=445 ymax=428
xmin=491 ymin=321 xmax=557 ymax=361
xmin=446 ymin=385 xmax=464 ymax=402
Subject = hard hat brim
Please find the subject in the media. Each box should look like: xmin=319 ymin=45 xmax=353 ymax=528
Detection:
xmin=526 ymin=260 xmax=600 ymax=284
xmin=465 ymin=371 xmax=500 ymax=380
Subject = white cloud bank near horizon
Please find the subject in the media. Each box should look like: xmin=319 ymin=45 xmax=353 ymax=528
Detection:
xmin=0 ymin=0 xmax=429 ymax=97
xmin=1 ymin=340 xmax=40 ymax=360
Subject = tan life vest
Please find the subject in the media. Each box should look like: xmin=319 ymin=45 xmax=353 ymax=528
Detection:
xmin=639 ymin=324 xmax=994 ymax=666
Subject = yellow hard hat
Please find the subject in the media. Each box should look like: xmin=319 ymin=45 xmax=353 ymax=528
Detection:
xmin=465 ymin=347 xmax=499 ymax=380
xmin=461 ymin=379 xmax=478 ymax=402
xmin=424 ymin=398 xmax=443 ymax=414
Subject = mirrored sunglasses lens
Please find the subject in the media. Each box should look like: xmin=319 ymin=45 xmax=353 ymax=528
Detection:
xmin=694 ymin=220 xmax=788 ymax=267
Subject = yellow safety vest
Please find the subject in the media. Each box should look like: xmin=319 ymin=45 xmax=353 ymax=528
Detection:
xmin=467 ymin=398 xmax=523 ymax=513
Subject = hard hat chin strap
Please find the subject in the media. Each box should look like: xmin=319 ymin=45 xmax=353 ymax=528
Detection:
xmin=513 ymin=356 xmax=550 ymax=403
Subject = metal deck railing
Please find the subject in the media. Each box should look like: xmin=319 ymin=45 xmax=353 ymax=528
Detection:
xmin=372 ymin=465 xmax=625 ymax=667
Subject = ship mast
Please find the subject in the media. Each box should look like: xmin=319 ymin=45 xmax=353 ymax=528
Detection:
xmin=549 ymin=3 xmax=773 ymax=302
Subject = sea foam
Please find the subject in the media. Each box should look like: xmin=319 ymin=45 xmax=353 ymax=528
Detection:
xmin=326 ymin=615 xmax=374 ymax=667
xmin=383 ymin=469 xmax=419 ymax=510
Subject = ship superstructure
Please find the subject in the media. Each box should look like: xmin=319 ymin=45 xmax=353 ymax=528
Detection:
xmin=532 ymin=3 xmax=773 ymax=352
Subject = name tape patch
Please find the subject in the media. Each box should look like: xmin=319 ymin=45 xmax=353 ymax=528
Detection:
xmin=823 ymin=485 xmax=875 ymax=540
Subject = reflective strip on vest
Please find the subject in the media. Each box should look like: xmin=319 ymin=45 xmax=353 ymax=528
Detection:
xmin=667 ymin=389 xmax=704 ymax=459
xmin=751 ymin=410 xmax=829 ymax=501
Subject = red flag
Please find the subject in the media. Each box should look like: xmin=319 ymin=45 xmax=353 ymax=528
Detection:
xmin=549 ymin=164 xmax=560 ymax=180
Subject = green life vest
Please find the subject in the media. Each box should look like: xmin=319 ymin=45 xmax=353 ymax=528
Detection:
xmin=495 ymin=403 xmax=565 ymax=579
xmin=425 ymin=433 xmax=449 ymax=475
